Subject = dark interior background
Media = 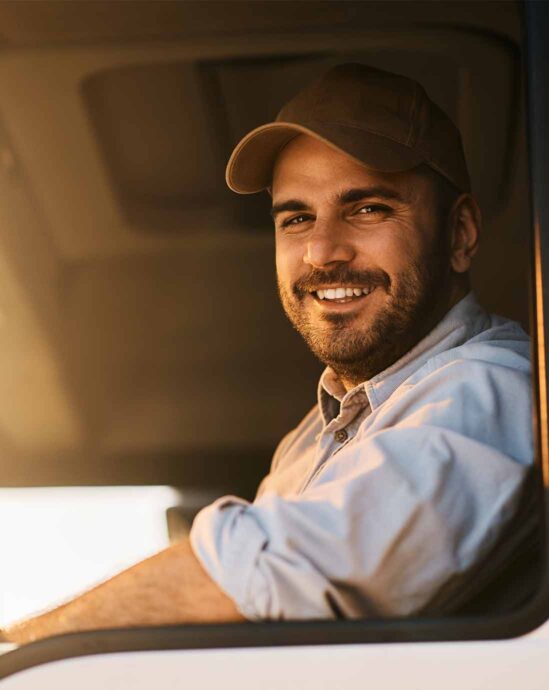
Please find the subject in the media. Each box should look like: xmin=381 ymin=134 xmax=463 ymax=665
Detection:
xmin=0 ymin=1 xmax=530 ymax=502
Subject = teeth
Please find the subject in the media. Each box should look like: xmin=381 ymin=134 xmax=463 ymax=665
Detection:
xmin=314 ymin=286 xmax=374 ymax=301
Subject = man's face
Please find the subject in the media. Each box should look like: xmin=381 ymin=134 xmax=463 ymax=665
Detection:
xmin=272 ymin=135 xmax=457 ymax=387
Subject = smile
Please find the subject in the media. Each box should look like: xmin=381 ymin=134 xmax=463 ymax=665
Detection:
xmin=311 ymin=285 xmax=375 ymax=304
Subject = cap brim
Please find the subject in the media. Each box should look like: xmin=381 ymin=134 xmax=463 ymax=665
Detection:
xmin=225 ymin=121 xmax=424 ymax=194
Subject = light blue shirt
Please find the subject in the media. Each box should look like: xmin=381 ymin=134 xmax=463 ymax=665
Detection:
xmin=190 ymin=293 xmax=533 ymax=619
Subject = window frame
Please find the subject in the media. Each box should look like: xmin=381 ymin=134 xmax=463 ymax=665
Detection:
xmin=1 ymin=0 xmax=548 ymax=680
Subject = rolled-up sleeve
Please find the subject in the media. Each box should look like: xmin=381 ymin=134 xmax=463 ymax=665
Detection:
xmin=191 ymin=492 xmax=352 ymax=620
xmin=190 ymin=497 xmax=270 ymax=619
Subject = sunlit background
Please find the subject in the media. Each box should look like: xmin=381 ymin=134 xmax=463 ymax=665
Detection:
xmin=0 ymin=486 xmax=185 ymax=627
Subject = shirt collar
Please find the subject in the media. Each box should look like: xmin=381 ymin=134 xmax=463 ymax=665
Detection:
xmin=317 ymin=292 xmax=489 ymax=425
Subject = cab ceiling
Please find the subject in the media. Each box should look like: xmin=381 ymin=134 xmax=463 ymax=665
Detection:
xmin=0 ymin=1 xmax=522 ymax=47
xmin=0 ymin=1 xmax=530 ymax=490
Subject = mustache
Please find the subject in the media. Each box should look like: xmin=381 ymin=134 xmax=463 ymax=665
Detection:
xmin=293 ymin=267 xmax=391 ymax=298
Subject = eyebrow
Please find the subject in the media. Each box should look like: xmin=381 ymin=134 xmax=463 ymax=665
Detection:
xmin=270 ymin=199 xmax=312 ymax=219
xmin=339 ymin=186 xmax=406 ymax=205
xmin=270 ymin=186 xmax=406 ymax=219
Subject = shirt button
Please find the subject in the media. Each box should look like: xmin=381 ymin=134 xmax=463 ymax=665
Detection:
xmin=335 ymin=429 xmax=348 ymax=443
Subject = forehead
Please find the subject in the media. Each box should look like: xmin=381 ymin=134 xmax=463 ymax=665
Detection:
xmin=271 ymin=134 xmax=423 ymax=203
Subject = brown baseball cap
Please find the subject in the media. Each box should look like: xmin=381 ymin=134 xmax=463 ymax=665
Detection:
xmin=225 ymin=62 xmax=470 ymax=194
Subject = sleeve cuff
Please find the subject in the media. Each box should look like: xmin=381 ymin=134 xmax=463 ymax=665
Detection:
xmin=189 ymin=496 xmax=270 ymax=620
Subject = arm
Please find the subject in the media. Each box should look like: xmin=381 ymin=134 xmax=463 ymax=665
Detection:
xmin=4 ymin=538 xmax=245 ymax=644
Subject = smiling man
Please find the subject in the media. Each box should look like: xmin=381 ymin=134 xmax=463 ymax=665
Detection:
xmin=190 ymin=63 xmax=533 ymax=619
xmin=4 ymin=63 xmax=533 ymax=641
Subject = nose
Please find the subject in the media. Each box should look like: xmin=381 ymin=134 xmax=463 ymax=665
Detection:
xmin=303 ymin=219 xmax=356 ymax=269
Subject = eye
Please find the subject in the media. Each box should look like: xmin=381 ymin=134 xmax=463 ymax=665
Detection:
xmin=280 ymin=214 xmax=310 ymax=228
xmin=356 ymin=204 xmax=388 ymax=216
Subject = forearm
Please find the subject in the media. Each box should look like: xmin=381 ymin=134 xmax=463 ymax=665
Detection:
xmin=4 ymin=538 xmax=245 ymax=644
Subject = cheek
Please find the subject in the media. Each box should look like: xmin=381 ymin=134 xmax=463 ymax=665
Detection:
xmin=355 ymin=225 xmax=424 ymax=276
xmin=275 ymin=238 xmax=301 ymax=285
xmin=274 ymin=244 xmax=285 ymax=283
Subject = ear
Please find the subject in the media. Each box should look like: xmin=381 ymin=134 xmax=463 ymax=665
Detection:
xmin=448 ymin=194 xmax=481 ymax=273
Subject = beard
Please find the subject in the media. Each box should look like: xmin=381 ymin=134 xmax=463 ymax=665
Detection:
xmin=277 ymin=240 xmax=452 ymax=387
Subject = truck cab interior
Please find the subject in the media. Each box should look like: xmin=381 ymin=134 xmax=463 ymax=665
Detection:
xmin=0 ymin=0 xmax=542 ymax=640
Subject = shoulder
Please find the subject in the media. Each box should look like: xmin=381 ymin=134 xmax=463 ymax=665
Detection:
xmin=371 ymin=316 xmax=533 ymax=465
xmin=435 ymin=313 xmax=530 ymax=371
xmin=412 ymin=313 xmax=530 ymax=384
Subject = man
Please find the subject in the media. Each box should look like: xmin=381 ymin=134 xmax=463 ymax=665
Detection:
xmin=4 ymin=63 xmax=532 ymax=641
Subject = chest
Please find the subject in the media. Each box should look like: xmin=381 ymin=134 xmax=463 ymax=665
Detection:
xmin=259 ymin=401 xmax=369 ymax=496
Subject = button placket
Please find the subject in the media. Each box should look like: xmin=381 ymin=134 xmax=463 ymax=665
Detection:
xmin=334 ymin=428 xmax=348 ymax=443
xmin=301 ymin=397 xmax=365 ymax=492
xmin=332 ymin=395 xmax=364 ymax=446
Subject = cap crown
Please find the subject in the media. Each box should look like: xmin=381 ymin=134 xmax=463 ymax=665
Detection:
xmin=276 ymin=63 xmax=469 ymax=191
